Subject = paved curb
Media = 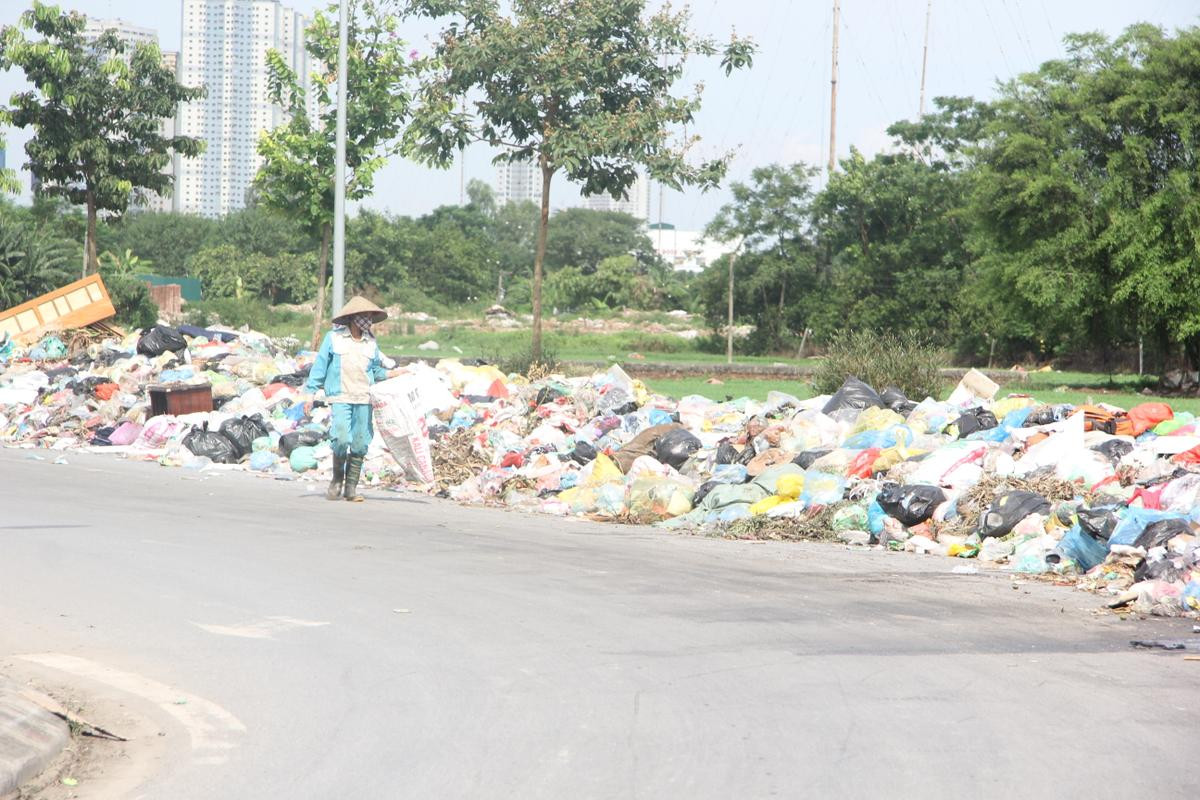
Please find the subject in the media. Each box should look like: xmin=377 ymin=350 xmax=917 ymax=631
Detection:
xmin=0 ymin=677 xmax=69 ymax=799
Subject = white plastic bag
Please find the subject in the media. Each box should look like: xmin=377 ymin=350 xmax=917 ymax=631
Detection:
xmin=370 ymin=376 xmax=435 ymax=483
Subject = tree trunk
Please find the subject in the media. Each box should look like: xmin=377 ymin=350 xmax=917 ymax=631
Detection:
xmin=85 ymin=193 xmax=98 ymax=276
xmin=311 ymin=223 xmax=332 ymax=350
xmin=532 ymin=156 xmax=553 ymax=362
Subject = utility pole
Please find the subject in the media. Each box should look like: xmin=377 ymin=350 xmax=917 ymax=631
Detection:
xmin=331 ymin=0 xmax=349 ymax=314
xmin=919 ymin=0 xmax=933 ymax=116
xmin=726 ymin=237 xmax=746 ymax=365
xmin=459 ymin=99 xmax=467 ymax=205
xmin=828 ymin=0 xmax=840 ymax=175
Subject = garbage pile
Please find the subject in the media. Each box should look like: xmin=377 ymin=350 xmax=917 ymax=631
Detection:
xmin=2 ymin=325 xmax=1199 ymax=618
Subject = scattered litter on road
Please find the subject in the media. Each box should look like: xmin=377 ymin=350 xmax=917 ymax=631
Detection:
xmin=2 ymin=325 xmax=1198 ymax=618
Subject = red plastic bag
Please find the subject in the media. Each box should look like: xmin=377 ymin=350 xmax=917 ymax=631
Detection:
xmin=847 ymin=447 xmax=883 ymax=479
xmin=1127 ymin=402 xmax=1173 ymax=436
xmin=94 ymin=382 xmax=119 ymax=400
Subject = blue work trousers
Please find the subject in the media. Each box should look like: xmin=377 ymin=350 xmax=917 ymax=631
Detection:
xmin=330 ymin=402 xmax=373 ymax=457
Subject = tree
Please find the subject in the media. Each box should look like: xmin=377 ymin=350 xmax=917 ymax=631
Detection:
xmin=98 ymin=213 xmax=217 ymax=277
xmin=187 ymin=244 xmax=314 ymax=304
xmin=544 ymin=208 xmax=655 ymax=273
xmin=255 ymin=0 xmax=420 ymax=347
xmin=404 ymin=0 xmax=756 ymax=360
xmin=0 ymin=203 xmax=74 ymax=307
xmin=0 ymin=2 xmax=204 ymax=273
xmin=705 ymin=163 xmax=820 ymax=351
xmin=0 ymin=131 xmax=18 ymax=195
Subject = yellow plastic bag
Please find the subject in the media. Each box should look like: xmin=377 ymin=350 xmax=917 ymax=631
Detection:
xmin=872 ymin=445 xmax=927 ymax=474
xmin=585 ymin=453 xmax=624 ymax=486
xmin=852 ymin=407 xmax=904 ymax=434
xmin=776 ymin=473 xmax=805 ymax=500
xmin=749 ymin=495 xmax=786 ymax=515
xmin=993 ymin=395 xmax=1038 ymax=420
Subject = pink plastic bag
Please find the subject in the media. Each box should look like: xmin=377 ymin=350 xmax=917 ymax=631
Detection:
xmin=108 ymin=421 xmax=143 ymax=446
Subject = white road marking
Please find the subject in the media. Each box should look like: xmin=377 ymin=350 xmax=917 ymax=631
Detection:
xmin=16 ymin=653 xmax=246 ymax=765
xmin=191 ymin=616 xmax=330 ymax=639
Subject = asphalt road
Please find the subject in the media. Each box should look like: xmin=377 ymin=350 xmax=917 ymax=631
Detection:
xmin=1 ymin=447 xmax=1197 ymax=799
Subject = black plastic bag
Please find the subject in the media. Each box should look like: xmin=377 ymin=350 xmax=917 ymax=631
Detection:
xmin=1134 ymin=518 xmax=1191 ymax=550
xmin=693 ymin=480 xmax=720 ymax=506
xmin=877 ymin=483 xmax=946 ymax=527
xmin=821 ymin=377 xmax=883 ymax=415
xmin=1090 ymin=439 xmax=1133 ymax=464
xmin=793 ymin=449 xmax=831 ymax=469
xmin=1078 ymin=505 xmax=1120 ymax=541
xmin=950 ymin=407 xmax=999 ymax=439
xmin=183 ymin=422 xmax=240 ymax=464
xmin=91 ymin=426 xmax=115 ymax=446
xmin=880 ymin=386 xmax=916 ymax=414
xmin=267 ymin=368 xmax=311 ymax=387
xmin=736 ymin=441 xmax=758 ymax=466
xmin=1024 ymin=404 xmax=1073 ymax=427
xmin=570 ymin=441 xmax=598 ymax=465
xmin=655 ymin=428 xmax=701 ymax=469
xmin=977 ymin=491 xmax=1051 ymax=538
xmin=278 ymin=429 xmax=325 ymax=457
xmin=219 ymin=414 xmax=271 ymax=458
xmin=715 ymin=441 xmax=739 ymax=465
xmin=136 ymin=325 xmax=187 ymax=357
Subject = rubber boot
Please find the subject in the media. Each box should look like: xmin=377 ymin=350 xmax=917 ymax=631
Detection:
xmin=343 ymin=454 xmax=365 ymax=502
xmin=326 ymin=453 xmax=346 ymax=500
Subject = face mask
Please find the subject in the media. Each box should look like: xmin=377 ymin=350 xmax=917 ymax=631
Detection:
xmin=352 ymin=314 xmax=374 ymax=336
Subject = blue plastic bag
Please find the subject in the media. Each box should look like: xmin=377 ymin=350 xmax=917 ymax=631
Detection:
xmin=801 ymin=471 xmax=847 ymax=506
xmin=249 ymin=450 xmax=277 ymax=471
xmin=1052 ymin=525 xmax=1108 ymax=571
xmin=1109 ymin=508 xmax=1186 ymax=548
xmin=648 ymin=408 xmax=674 ymax=427
xmin=867 ymin=499 xmax=886 ymax=537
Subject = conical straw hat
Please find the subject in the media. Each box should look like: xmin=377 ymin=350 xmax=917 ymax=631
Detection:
xmin=332 ymin=295 xmax=387 ymax=325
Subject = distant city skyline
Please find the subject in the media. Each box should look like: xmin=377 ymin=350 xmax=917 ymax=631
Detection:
xmin=1 ymin=1 xmax=1196 ymax=227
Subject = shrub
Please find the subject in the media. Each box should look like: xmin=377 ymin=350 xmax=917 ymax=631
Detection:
xmin=485 ymin=343 xmax=560 ymax=379
xmin=184 ymin=298 xmax=306 ymax=333
xmin=813 ymin=329 xmax=945 ymax=400
xmin=103 ymin=274 xmax=158 ymax=331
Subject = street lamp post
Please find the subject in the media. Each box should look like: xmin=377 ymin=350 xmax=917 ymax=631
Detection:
xmin=332 ymin=0 xmax=349 ymax=313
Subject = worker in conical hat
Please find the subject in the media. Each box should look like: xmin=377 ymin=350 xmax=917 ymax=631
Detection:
xmin=305 ymin=296 xmax=399 ymax=502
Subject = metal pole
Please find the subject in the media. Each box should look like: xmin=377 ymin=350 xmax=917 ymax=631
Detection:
xmin=828 ymin=0 xmax=840 ymax=175
xmin=332 ymin=0 xmax=349 ymax=314
xmin=919 ymin=0 xmax=932 ymax=117
xmin=726 ymin=249 xmax=735 ymax=364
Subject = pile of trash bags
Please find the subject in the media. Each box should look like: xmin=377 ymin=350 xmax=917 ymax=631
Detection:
xmin=2 ymin=325 xmax=1198 ymax=618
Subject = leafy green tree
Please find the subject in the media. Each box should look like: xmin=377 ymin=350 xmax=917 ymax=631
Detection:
xmin=98 ymin=213 xmax=217 ymax=277
xmin=0 ymin=204 xmax=74 ymax=307
xmin=813 ymin=146 xmax=973 ymax=344
xmin=187 ymin=244 xmax=313 ymax=304
xmin=544 ymin=208 xmax=655 ymax=273
xmin=0 ymin=2 xmax=204 ymax=273
xmin=0 ymin=131 xmax=18 ymax=194
xmin=255 ymin=0 xmax=419 ymax=346
xmin=705 ymin=163 xmax=820 ymax=351
xmin=97 ymin=248 xmax=149 ymax=277
xmin=404 ymin=0 xmax=756 ymax=360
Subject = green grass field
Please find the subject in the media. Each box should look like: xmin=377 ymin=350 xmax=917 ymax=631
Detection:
xmin=644 ymin=374 xmax=1200 ymax=415
xmin=257 ymin=308 xmax=1199 ymax=414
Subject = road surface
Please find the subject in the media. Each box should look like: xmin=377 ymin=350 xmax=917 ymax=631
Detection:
xmin=1 ymin=447 xmax=1196 ymax=799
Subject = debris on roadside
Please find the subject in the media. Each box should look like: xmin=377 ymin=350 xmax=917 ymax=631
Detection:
xmin=2 ymin=327 xmax=1199 ymax=618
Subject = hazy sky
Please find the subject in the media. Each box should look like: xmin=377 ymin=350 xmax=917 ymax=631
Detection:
xmin=2 ymin=1 xmax=1197 ymax=229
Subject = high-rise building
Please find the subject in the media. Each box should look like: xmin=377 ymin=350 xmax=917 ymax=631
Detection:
xmin=82 ymin=18 xmax=178 ymax=213
xmin=495 ymin=159 xmax=540 ymax=206
xmin=82 ymin=17 xmax=158 ymax=49
xmin=580 ymin=172 xmax=651 ymax=223
xmin=178 ymin=0 xmax=314 ymax=218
